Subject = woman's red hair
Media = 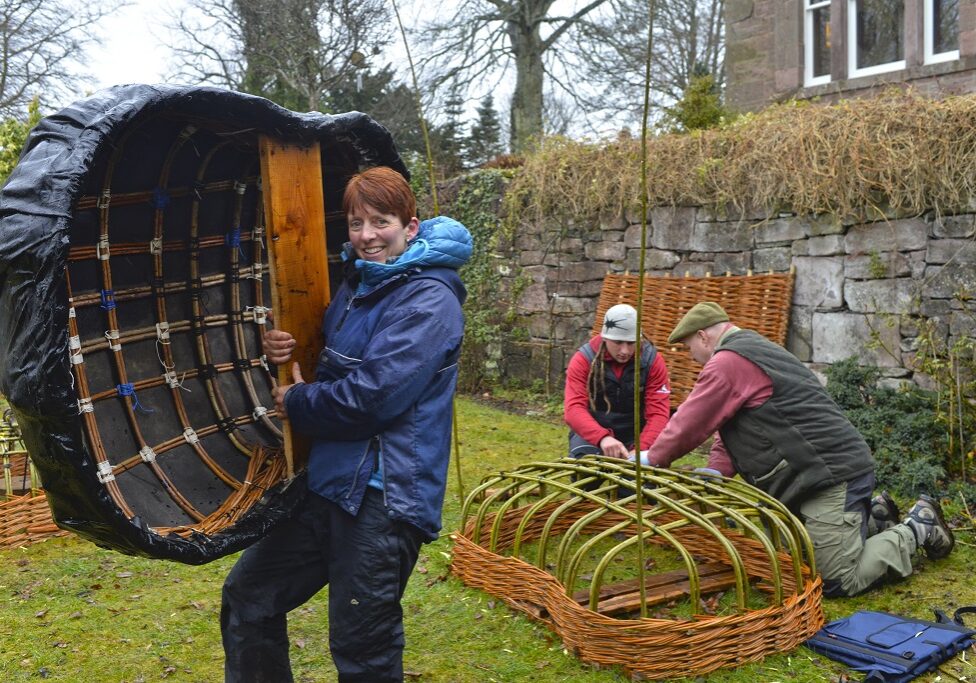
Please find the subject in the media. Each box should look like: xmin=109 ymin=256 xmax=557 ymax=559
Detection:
xmin=342 ymin=167 xmax=416 ymax=225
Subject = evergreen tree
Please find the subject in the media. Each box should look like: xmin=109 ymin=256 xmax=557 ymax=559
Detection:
xmin=324 ymin=64 xmax=427 ymax=158
xmin=466 ymin=94 xmax=503 ymax=166
xmin=662 ymin=66 xmax=732 ymax=134
xmin=429 ymin=82 xmax=466 ymax=177
xmin=0 ymin=98 xmax=41 ymax=185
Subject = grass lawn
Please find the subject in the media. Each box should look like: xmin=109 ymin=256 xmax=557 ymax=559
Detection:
xmin=1 ymin=396 xmax=974 ymax=682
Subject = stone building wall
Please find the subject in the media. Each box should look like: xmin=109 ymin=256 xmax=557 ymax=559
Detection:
xmin=726 ymin=0 xmax=976 ymax=114
xmin=498 ymin=205 xmax=976 ymax=392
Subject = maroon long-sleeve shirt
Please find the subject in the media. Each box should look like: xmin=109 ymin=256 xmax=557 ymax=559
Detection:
xmin=647 ymin=345 xmax=774 ymax=475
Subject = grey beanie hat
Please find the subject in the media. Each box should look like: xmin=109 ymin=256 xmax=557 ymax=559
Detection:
xmin=601 ymin=304 xmax=638 ymax=342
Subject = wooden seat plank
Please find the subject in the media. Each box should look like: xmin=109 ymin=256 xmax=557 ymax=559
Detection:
xmin=573 ymin=561 xmax=739 ymax=617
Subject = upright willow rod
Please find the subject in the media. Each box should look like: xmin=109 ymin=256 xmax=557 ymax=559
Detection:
xmin=632 ymin=0 xmax=657 ymax=619
xmin=390 ymin=0 xmax=464 ymax=502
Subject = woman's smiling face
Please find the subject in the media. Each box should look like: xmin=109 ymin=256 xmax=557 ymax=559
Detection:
xmin=347 ymin=202 xmax=419 ymax=263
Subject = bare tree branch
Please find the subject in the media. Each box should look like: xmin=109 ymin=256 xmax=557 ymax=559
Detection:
xmin=0 ymin=0 xmax=123 ymax=118
xmin=166 ymin=0 xmax=390 ymax=112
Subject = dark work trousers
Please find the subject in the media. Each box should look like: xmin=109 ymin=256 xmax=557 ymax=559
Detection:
xmin=221 ymin=487 xmax=425 ymax=683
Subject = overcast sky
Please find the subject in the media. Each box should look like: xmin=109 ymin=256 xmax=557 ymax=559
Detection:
xmin=86 ymin=0 xmax=182 ymax=92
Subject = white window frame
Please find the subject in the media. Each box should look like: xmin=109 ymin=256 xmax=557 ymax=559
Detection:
xmin=847 ymin=0 xmax=907 ymax=78
xmin=805 ymin=0 xmax=832 ymax=86
xmin=924 ymin=0 xmax=960 ymax=64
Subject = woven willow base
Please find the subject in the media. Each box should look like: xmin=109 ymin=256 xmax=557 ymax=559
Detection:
xmin=0 ymin=494 xmax=66 ymax=549
xmin=451 ymin=459 xmax=824 ymax=680
xmin=0 ymin=445 xmax=283 ymax=549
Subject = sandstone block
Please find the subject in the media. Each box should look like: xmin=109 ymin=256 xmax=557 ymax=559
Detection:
xmin=844 ymin=279 xmax=920 ymax=314
xmin=689 ymin=221 xmax=755 ymax=252
xmin=811 ymin=312 xmax=902 ymax=367
xmin=649 ymin=207 xmax=697 ymax=250
xmin=714 ymin=251 xmax=752 ymax=274
xmin=785 ymin=305 xmax=813 ymax=361
xmin=923 ymin=263 xmax=976 ymax=298
xmin=845 ymin=253 xmax=910 ymax=279
xmin=845 ymin=218 xmax=928 ymax=254
xmin=754 ymin=247 xmax=792 ymax=272
xmin=926 ymin=238 xmax=976 ymax=265
xmin=933 ymin=213 xmax=976 ymax=238
xmin=584 ymin=241 xmax=626 ymax=261
xmin=806 ymin=234 xmax=845 ymax=256
xmin=625 ymin=249 xmax=681 ymax=272
xmin=793 ymin=256 xmax=844 ymax=308
xmin=753 ymin=218 xmax=806 ymax=245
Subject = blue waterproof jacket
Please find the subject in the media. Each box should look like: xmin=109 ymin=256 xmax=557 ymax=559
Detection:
xmin=284 ymin=216 xmax=471 ymax=539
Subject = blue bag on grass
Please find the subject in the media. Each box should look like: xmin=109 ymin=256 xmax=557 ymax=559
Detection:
xmin=805 ymin=608 xmax=975 ymax=683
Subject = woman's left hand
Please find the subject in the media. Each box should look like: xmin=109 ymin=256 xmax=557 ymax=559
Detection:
xmin=273 ymin=362 xmax=305 ymax=418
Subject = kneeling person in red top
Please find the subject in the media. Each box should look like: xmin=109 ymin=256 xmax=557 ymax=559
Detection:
xmin=564 ymin=304 xmax=671 ymax=459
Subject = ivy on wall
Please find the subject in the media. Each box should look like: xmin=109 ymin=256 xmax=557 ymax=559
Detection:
xmin=446 ymin=169 xmax=527 ymax=392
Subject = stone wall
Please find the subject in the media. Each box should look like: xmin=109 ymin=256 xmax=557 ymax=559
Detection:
xmin=498 ymin=205 xmax=976 ymax=392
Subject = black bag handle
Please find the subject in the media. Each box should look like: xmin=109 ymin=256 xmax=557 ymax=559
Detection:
xmin=953 ymin=606 xmax=976 ymax=628
xmin=933 ymin=606 xmax=976 ymax=630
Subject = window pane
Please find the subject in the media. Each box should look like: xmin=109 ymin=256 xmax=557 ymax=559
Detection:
xmin=812 ymin=6 xmax=831 ymax=77
xmin=855 ymin=0 xmax=904 ymax=69
xmin=934 ymin=0 xmax=959 ymax=54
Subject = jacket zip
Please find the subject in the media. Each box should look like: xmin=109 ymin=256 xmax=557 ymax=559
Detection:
xmin=334 ymin=296 xmax=355 ymax=333
xmin=377 ymin=436 xmax=388 ymax=508
xmin=345 ymin=439 xmax=375 ymax=499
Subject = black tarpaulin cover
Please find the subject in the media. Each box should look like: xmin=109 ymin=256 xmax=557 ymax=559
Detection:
xmin=0 ymin=84 xmax=407 ymax=563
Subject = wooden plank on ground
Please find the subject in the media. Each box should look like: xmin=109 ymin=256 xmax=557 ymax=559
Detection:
xmin=572 ymin=561 xmax=738 ymax=617
xmin=258 ymin=136 xmax=330 ymax=478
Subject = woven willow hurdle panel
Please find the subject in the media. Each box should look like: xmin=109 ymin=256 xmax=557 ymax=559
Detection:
xmin=1 ymin=408 xmax=64 ymax=548
xmin=591 ymin=272 xmax=795 ymax=405
xmin=0 ymin=86 xmax=407 ymax=562
xmin=452 ymin=458 xmax=823 ymax=680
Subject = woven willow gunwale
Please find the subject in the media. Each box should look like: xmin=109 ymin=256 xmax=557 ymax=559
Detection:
xmin=451 ymin=458 xmax=824 ymax=680
xmin=591 ymin=272 xmax=795 ymax=405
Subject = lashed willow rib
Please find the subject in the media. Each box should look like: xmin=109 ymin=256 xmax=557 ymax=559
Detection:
xmin=185 ymin=146 xmax=258 ymax=458
xmin=149 ymin=131 xmax=243 ymax=491
xmin=65 ymin=120 xmax=286 ymax=539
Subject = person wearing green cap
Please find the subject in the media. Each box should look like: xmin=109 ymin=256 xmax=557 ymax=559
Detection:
xmin=646 ymin=302 xmax=955 ymax=597
xmin=563 ymin=304 xmax=672 ymax=459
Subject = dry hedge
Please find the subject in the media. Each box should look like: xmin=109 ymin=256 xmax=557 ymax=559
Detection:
xmin=507 ymin=90 xmax=976 ymax=225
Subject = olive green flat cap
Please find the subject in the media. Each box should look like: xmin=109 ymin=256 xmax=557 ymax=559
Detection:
xmin=667 ymin=302 xmax=730 ymax=344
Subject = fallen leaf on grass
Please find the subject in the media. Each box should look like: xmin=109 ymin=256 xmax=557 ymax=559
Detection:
xmin=116 ymin=571 xmax=134 ymax=578
xmin=424 ymin=573 xmax=448 ymax=588
xmin=34 ymin=609 xmax=47 ymax=619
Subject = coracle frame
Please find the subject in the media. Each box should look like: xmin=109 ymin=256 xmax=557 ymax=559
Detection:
xmin=451 ymin=457 xmax=824 ymax=680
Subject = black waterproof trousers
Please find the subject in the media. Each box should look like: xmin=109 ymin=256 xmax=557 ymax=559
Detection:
xmin=221 ymin=487 xmax=425 ymax=682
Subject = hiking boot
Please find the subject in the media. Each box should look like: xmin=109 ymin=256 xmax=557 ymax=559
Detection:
xmin=870 ymin=490 xmax=900 ymax=531
xmin=904 ymin=495 xmax=955 ymax=560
